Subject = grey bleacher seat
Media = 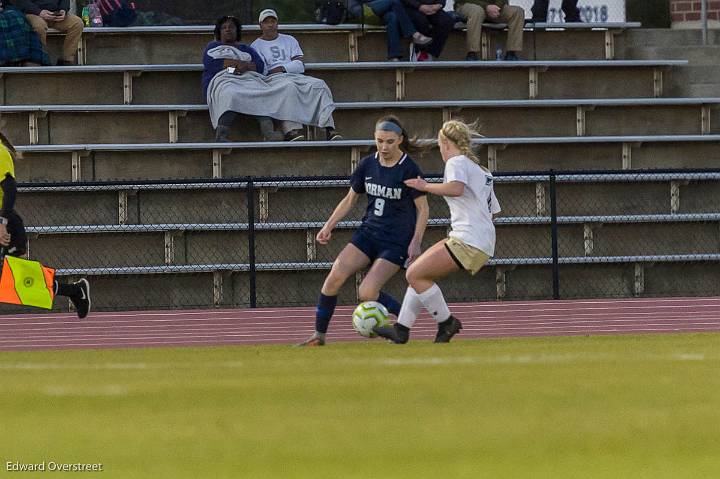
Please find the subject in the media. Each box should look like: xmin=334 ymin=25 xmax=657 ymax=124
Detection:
xmin=46 ymin=22 xmax=642 ymax=64
xmin=3 ymin=97 xmax=717 ymax=145
xmin=0 ymin=60 xmax=687 ymax=105
xmin=13 ymin=134 xmax=720 ymax=181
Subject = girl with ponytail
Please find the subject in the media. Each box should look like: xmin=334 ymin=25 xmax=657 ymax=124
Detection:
xmin=298 ymin=116 xmax=430 ymax=346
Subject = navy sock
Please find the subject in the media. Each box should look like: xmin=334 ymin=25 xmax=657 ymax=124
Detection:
xmin=315 ymin=293 xmax=337 ymax=333
xmin=377 ymin=291 xmax=401 ymax=316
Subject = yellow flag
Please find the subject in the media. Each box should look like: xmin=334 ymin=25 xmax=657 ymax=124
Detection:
xmin=0 ymin=256 xmax=55 ymax=309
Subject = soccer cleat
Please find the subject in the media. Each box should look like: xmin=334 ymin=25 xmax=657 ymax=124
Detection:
xmin=296 ymin=333 xmax=325 ymax=347
xmin=434 ymin=316 xmax=462 ymax=343
xmin=70 ymin=278 xmax=91 ymax=319
xmin=372 ymin=323 xmax=409 ymax=344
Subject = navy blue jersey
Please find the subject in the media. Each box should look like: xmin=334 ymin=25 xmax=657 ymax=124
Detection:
xmin=350 ymin=153 xmax=425 ymax=246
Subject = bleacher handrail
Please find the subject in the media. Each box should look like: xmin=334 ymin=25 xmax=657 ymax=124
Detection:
xmin=13 ymin=134 xmax=720 ymax=154
xmin=26 ymin=213 xmax=720 ymax=236
xmin=17 ymin=169 xmax=720 ymax=192
xmin=0 ymin=59 xmax=688 ymax=74
xmin=52 ymin=253 xmax=720 ymax=277
xmin=46 ymin=22 xmax=642 ymax=36
xmin=2 ymin=97 xmax=718 ymax=113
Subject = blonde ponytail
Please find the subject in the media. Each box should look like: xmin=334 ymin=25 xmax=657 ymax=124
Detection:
xmin=439 ymin=119 xmax=481 ymax=165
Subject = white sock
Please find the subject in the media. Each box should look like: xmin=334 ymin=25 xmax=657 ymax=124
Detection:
xmin=418 ymin=284 xmax=451 ymax=323
xmin=397 ymin=286 xmax=423 ymax=329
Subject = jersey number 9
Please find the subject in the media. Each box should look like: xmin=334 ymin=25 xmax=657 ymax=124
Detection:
xmin=374 ymin=198 xmax=385 ymax=217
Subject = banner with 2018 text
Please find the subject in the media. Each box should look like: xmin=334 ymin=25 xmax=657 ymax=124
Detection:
xmin=447 ymin=0 xmax=626 ymax=23
xmin=512 ymin=0 xmax=626 ymax=22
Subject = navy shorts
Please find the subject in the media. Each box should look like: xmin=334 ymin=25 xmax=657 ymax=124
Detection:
xmin=350 ymin=227 xmax=408 ymax=267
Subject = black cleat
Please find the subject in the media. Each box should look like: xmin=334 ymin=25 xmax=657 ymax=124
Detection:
xmin=434 ymin=316 xmax=462 ymax=343
xmin=373 ymin=323 xmax=409 ymax=344
xmin=70 ymin=278 xmax=91 ymax=319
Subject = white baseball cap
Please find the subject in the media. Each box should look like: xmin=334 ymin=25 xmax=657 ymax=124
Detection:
xmin=258 ymin=9 xmax=278 ymax=23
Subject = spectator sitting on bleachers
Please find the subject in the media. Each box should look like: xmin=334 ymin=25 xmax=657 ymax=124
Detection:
xmin=454 ymin=1 xmax=524 ymax=61
xmin=347 ymin=0 xmax=432 ymax=61
xmin=202 ymin=15 xmax=280 ymax=142
xmin=250 ymin=9 xmax=342 ymax=141
xmin=9 ymin=0 xmax=83 ymax=65
xmin=531 ymin=0 xmax=581 ymax=22
xmin=0 ymin=1 xmax=50 ymax=66
xmin=401 ymin=0 xmax=454 ymax=61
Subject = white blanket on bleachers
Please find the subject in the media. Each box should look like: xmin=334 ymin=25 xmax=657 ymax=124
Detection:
xmin=206 ymin=45 xmax=336 ymax=129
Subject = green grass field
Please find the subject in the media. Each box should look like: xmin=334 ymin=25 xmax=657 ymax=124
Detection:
xmin=2 ymin=334 xmax=720 ymax=478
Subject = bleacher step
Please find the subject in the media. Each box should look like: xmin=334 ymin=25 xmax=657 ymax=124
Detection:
xmin=625 ymin=45 xmax=720 ymax=65
xmin=621 ymin=28 xmax=720 ymax=48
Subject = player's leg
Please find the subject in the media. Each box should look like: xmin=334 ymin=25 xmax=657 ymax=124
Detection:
xmin=357 ymin=257 xmax=401 ymax=315
xmin=375 ymin=239 xmax=462 ymax=343
xmin=298 ymin=241 xmax=371 ymax=346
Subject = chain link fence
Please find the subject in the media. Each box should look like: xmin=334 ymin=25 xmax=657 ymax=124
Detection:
xmin=6 ymin=169 xmax=720 ymax=312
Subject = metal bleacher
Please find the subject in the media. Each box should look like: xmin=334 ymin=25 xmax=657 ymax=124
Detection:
xmin=12 ymin=135 xmax=720 ymax=182
xmin=56 ymin=22 xmax=642 ymax=64
xmin=3 ymin=97 xmax=718 ymax=145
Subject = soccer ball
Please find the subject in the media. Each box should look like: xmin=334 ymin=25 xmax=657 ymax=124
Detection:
xmin=352 ymin=301 xmax=390 ymax=338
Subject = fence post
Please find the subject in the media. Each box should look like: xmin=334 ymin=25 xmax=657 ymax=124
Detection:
xmin=549 ymin=172 xmax=560 ymax=300
xmin=247 ymin=176 xmax=257 ymax=308
xmin=702 ymin=0 xmax=708 ymax=45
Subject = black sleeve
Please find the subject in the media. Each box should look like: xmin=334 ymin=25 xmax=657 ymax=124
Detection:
xmin=349 ymin=158 xmax=367 ymax=193
xmin=1 ymin=174 xmax=16 ymax=216
xmin=7 ymin=0 xmax=42 ymax=15
xmin=58 ymin=0 xmax=71 ymax=12
xmin=401 ymin=0 xmax=421 ymax=10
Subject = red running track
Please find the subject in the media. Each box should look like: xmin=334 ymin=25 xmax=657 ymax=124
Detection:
xmin=1 ymin=297 xmax=720 ymax=351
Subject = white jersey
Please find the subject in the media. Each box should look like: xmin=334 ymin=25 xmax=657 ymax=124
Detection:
xmin=443 ymin=155 xmax=501 ymax=256
xmin=250 ymin=34 xmax=304 ymax=73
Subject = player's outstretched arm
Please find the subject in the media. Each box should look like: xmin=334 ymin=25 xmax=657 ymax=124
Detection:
xmin=316 ymin=188 xmax=360 ymax=245
xmin=405 ymin=178 xmax=465 ymax=198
